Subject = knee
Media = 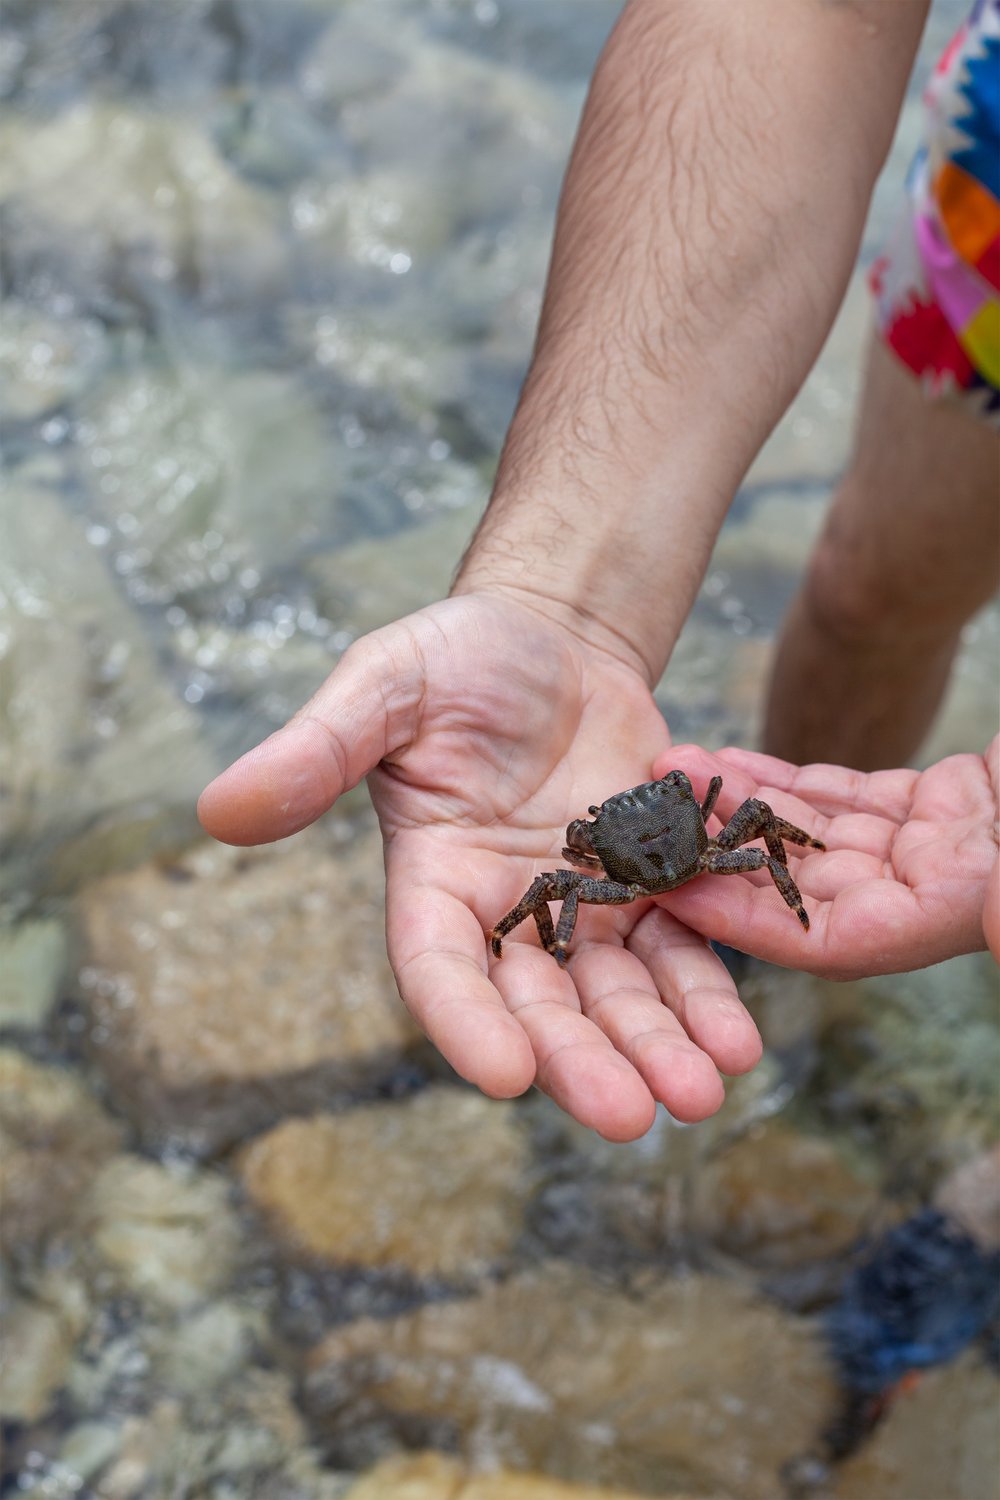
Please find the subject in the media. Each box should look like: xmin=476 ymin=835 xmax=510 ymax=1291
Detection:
xmin=802 ymin=514 xmax=960 ymax=650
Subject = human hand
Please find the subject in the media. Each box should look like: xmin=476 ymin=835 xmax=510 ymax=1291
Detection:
xmin=652 ymin=739 xmax=999 ymax=978
xmin=198 ymin=592 xmax=763 ymax=1140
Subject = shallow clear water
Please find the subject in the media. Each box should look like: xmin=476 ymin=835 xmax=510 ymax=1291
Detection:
xmin=1 ymin=3 xmax=997 ymax=1498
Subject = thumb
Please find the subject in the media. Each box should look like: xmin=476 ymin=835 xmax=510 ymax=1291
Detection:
xmin=197 ymin=629 xmax=422 ymax=845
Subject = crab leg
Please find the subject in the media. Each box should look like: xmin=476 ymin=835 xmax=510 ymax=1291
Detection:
xmin=702 ymin=846 xmax=812 ymax=929
xmin=552 ymin=886 xmax=581 ymax=964
xmin=715 ymin=797 xmax=824 ymax=865
xmin=491 ymin=872 xmax=640 ymax=964
xmin=701 ymin=775 xmax=723 ymax=822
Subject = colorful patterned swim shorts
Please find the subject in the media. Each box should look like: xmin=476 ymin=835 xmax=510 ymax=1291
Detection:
xmin=869 ymin=0 xmax=1000 ymax=426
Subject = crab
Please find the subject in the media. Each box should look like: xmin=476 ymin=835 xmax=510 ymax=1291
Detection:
xmin=490 ymin=769 xmax=825 ymax=966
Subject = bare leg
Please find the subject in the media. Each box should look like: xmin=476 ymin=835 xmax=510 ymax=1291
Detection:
xmin=703 ymin=846 xmax=811 ymax=930
xmin=765 ymin=337 xmax=1000 ymax=771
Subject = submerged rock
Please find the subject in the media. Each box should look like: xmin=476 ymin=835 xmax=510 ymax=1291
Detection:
xmin=0 ymin=480 xmax=218 ymax=911
xmin=75 ymin=361 xmax=345 ymax=617
xmin=306 ymin=503 xmax=480 ymax=640
xmin=690 ymin=1120 xmax=879 ymax=1271
xmin=0 ymin=918 xmax=70 ymax=1029
xmin=148 ymin=1299 xmax=268 ymax=1399
xmin=0 ymin=300 xmax=108 ymax=421
xmin=0 ymin=1291 xmax=79 ymax=1424
xmin=305 ymin=1264 xmax=833 ymax=1497
xmin=835 ymin=1353 xmax=1000 ymax=1500
xmin=240 ymin=1086 xmax=529 ymax=1280
xmin=0 ymin=1047 xmax=123 ymax=1255
xmin=344 ymin=1449 xmax=729 ymax=1499
xmin=80 ymin=1154 xmax=239 ymax=1310
xmin=53 ymin=1373 xmax=329 ymax=1500
xmin=0 ymin=1261 xmax=90 ymax=1429
xmin=78 ymin=822 xmax=425 ymax=1153
xmin=0 ymin=1260 xmax=89 ymax=1422
xmin=0 ymin=101 xmax=287 ymax=316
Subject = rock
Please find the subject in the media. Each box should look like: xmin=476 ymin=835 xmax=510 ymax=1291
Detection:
xmin=149 ymin=1300 xmax=268 ymax=1398
xmin=80 ymin=1155 xmax=239 ymax=1310
xmin=0 ymin=1296 xmax=76 ymax=1423
xmin=0 ymin=300 xmax=109 ymax=421
xmin=0 ymin=101 xmax=287 ymax=316
xmin=75 ymin=361 xmax=344 ymax=619
xmin=0 ymin=918 xmax=70 ymax=1029
xmin=818 ymin=952 xmax=1000 ymax=1180
xmin=58 ymin=1422 xmax=123 ymax=1489
xmin=306 ymin=1264 xmax=834 ymax=1497
xmin=0 ymin=1048 xmax=123 ymax=1254
xmin=933 ymin=1145 xmax=1000 ymax=1252
xmin=0 ymin=480 xmax=218 ymax=910
xmin=344 ymin=1450 xmax=728 ymax=1500
xmin=240 ymin=1086 xmax=529 ymax=1280
xmin=298 ymin=25 xmax=571 ymax=262
xmin=61 ymin=1372 xmax=336 ymax=1500
xmin=306 ymin=504 xmax=481 ymax=639
xmin=0 ymin=1262 xmax=90 ymax=1425
xmin=78 ymin=822 xmax=425 ymax=1153
xmin=690 ymin=1120 xmax=879 ymax=1271
xmin=836 ymin=1353 xmax=1000 ymax=1500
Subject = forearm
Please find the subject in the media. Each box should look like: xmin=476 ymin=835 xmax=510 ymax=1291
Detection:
xmin=454 ymin=0 xmax=929 ymax=683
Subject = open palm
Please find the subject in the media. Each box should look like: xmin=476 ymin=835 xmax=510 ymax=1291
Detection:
xmin=198 ymin=592 xmax=763 ymax=1140
xmin=654 ymin=740 xmax=998 ymax=976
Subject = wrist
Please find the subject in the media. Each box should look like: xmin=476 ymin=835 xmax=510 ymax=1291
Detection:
xmin=451 ymin=477 xmax=710 ymax=688
xmin=449 ymin=565 xmax=655 ymax=686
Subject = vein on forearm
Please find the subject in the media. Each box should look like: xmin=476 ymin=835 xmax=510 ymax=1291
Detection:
xmin=456 ymin=0 xmax=930 ymax=681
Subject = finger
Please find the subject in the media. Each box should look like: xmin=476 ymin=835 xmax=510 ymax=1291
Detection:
xmin=387 ymin=881 xmax=537 ymax=1099
xmin=198 ymin=628 xmax=417 ymax=844
xmin=682 ymin=744 xmax=920 ymax=826
xmin=658 ymin=873 xmax=828 ymax=969
xmin=569 ymin=938 xmax=729 ymax=1122
xmin=653 ymin=745 xmax=830 ymax=843
xmin=657 ymin=747 xmax=910 ymax=887
xmin=792 ymin=846 xmax=887 ymax=900
xmin=489 ymin=941 xmax=660 ymax=1142
xmin=657 ymin=870 xmax=930 ymax=978
xmin=625 ymin=906 xmax=762 ymax=1077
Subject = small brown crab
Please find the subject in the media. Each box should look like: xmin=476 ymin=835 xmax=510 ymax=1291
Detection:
xmin=490 ymin=769 xmax=825 ymax=966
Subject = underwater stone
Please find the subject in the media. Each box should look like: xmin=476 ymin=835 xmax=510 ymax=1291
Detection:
xmin=78 ymin=821 xmax=425 ymax=1154
xmin=240 ymin=1085 xmax=529 ymax=1279
xmin=0 ymin=481 xmax=218 ymax=909
xmin=344 ymin=1450 xmax=726 ymax=1499
xmin=689 ymin=1119 xmax=879 ymax=1271
xmin=306 ymin=1264 xmax=833 ymax=1498
xmin=0 ymin=918 xmax=70 ymax=1029
xmin=0 ymin=1048 xmax=123 ymax=1254
xmin=81 ymin=1155 xmax=239 ymax=1310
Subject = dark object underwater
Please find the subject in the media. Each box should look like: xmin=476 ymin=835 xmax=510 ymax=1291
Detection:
xmin=784 ymin=1206 xmax=1000 ymax=1492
